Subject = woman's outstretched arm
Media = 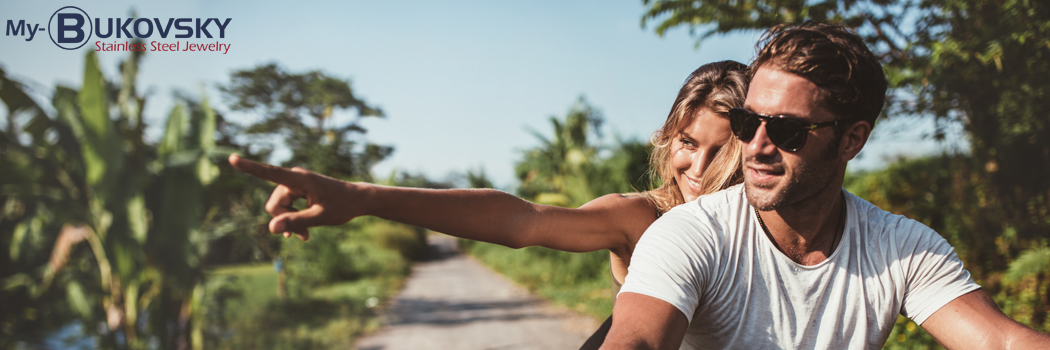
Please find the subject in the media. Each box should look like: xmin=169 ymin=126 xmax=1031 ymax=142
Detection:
xmin=228 ymin=154 xmax=655 ymax=254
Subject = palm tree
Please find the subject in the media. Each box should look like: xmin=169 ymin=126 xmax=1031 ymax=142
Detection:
xmin=515 ymin=97 xmax=652 ymax=208
xmin=1004 ymin=243 xmax=1050 ymax=329
xmin=515 ymin=97 xmax=604 ymax=207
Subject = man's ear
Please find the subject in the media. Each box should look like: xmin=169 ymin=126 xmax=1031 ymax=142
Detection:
xmin=839 ymin=120 xmax=872 ymax=162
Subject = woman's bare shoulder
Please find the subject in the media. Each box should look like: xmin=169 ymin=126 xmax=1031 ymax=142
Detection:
xmin=581 ymin=193 xmax=660 ymax=247
xmin=584 ymin=193 xmax=657 ymax=212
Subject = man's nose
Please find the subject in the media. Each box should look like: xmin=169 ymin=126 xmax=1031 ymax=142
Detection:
xmin=746 ymin=121 xmax=778 ymax=157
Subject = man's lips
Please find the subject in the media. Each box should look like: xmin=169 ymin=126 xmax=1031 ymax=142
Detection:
xmin=747 ymin=164 xmax=785 ymax=182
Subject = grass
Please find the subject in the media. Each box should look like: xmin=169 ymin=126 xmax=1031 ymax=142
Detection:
xmin=209 ymin=264 xmax=278 ymax=311
xmin=205 ymin=264 xmax=405 ymax=350
xmin=460 ymin=240 xmax=614 ymax=320
xmin=202 ymin=220 xmax=423 ymax=350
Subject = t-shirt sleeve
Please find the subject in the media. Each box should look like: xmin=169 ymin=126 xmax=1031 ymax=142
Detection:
xmin=895 ymin=218 xmax=982 ymax=325
xmin=617 ymin=206 xmax=719 ymax=324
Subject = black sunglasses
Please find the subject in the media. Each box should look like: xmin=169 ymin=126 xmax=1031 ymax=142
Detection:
xmin=728 ymin=108 xmax=852 ymax=152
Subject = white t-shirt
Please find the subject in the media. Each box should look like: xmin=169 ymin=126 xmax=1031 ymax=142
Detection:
xmin=619 ymin=184 xmax=980 ymax=349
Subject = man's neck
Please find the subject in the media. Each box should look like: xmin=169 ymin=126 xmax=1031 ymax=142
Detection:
xmin=756 ymin=184 xmax=845 ymax=266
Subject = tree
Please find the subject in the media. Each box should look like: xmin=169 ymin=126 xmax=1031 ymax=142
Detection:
xmin=463 ymin=167 xmax=496 ymax=189
xmin=516 ymin=97 xmax=604 ymax=207
xmin=1 ymin=48 xmax=265 ymax=349
xmin=515 ymin=97 xmax=651 ymax=208
xmin=221 ymin=64 xmax=391 ymax=181
xmin=512 ymin=96 xmax=653 ymax=276
xmin=641 ymin=0 xmax=1050 ymax=241
xmin=642 ymin=0 xmax=1050 ymax=338
xmin=459 ymin=97 xmax=653 ymax=320
xmin=641 ymin=0 xmax=1050 ymax=291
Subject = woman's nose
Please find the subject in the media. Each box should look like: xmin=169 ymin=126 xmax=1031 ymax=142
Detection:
xmin=690 ymin=149 xmax=711 ymax=177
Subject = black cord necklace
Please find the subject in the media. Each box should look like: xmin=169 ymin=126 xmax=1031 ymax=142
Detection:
xmin=755 ymin=193 xmax=846 ymax=260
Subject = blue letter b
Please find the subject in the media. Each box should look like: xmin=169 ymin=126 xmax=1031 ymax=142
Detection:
xmin=58 ymin=13 xmax=84 ymax=43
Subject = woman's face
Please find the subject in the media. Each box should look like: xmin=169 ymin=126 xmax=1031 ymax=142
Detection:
xmin=671 ymin=110 xmax=734 ymax=202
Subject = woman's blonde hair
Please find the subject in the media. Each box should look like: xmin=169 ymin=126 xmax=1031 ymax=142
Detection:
xmin=647 ymin=61 xmax=749 ymax=214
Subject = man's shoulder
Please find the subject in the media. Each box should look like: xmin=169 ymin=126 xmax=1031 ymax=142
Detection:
xmin=844 ymin=189 xmax=944 ymax=244
xmin=649 ymin=185 xmax=746 ymax=239
xmin=684 ymin=183 xmax=747 ymax=217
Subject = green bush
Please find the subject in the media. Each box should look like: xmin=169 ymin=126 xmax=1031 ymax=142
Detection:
xmin=278 ymin=220 xmax=415 ymax=296
xmin=372 ymin=220 xmax=428 ymax=261
xmin=459 ymin=98 xmax=645 ymax=321
xmin=203 ymin=218 xmax=420 ymax=349
xmin=205 ymin=265 xmax=401 ymax=350
xmin=847 ymin=153 xmax=1050 ymax=348
xmin=461 ymin=240 xmax=614 ymax=319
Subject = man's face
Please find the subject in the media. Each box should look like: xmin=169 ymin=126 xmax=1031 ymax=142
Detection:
xmin=741 ymin=67 xmax=843 ymax=211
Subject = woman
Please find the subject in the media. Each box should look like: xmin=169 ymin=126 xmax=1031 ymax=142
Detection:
xmin=228 ymin=60 xmax=749 ymax=346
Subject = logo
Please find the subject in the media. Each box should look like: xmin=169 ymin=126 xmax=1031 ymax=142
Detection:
xmin=48 ymin=6 xmax=93 ymax=50
xmin=7 ymin=6 xmax=232 ymax=54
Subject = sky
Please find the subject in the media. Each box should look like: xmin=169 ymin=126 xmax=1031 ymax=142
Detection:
xmin=0 ymin=0 xmax=966 ymax=189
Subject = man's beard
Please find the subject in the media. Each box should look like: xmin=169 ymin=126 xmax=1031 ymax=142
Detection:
xmin=745 ymin=137 xmax=840 ymax=211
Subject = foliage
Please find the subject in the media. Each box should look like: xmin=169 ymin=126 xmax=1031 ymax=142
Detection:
xmin=371 ymin=220 xmax=429 ymax=262
xmin=279 ymin=222 xmax=420 ymax=297
xmin=461 ymin=240 xmax=614 ymax=319
xmin=465 ymin=97 xmax=652 ymax=320
xmin=0 ymin=48 xmax=265 ymax=349
xmin=1 ymin=52 xmax=412 ymax=350
xmin=645 ymin=1 xmax=1050 ymax=344
xmin=640 ymin=0 xmax=1050 ymax=251
xmin=845 ymin=154 xmax=1004 ymax=277
xmin=380 ymin=170 xmax=455 ymax=190
xmin=881 ymin=316 xmax=940 ymax=350
xmin=846 ymin=154 xmax=1050 ymax=347
xmin=203 ymin=266 xmax=399 ymax=350
xmin=203 ymin=220 xmax=419 ymax=350
xmin=198 ymin=63 xmax=431 ymax=349
xmin=515 ymin=97 xmax=604 ymax=207
xmin=449 ymin=166 xmax=496 ymax=190
xmin=516 ymin=96 xmax=652 ymax=208
xmin=464 ymin=167 xmax=495 ymax=189
xmin=1005 ymin=244 xmax=1050 ymax=284
xmin=220 ymin=63 xmax=391 ymax=181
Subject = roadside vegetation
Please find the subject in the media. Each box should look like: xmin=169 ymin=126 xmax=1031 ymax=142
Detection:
xmin=3 ymin=1 xmax=1047 ymax=349
xmin=466 ymin=2 xmax=1050 ymax=349
xmin=0 ymin=47 xmax=430 ymax=349
xmin=461 ymin=99 xmax=646 ymax=321
xmin=203 ymin=221 xmax=423 ymax=349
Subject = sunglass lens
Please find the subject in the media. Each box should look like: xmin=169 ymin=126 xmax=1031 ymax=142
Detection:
xmin=729 ymin=109 xmax=759 ymax=142
xmin=766 ymin=119 xmax=807 ymax=151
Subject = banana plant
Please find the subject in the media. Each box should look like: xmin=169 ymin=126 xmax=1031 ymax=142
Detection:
xmin=2 ymin=48 xmax=237 ymax=349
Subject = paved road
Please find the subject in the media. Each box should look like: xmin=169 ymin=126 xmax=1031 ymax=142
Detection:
xmin=356 ymin=234 xmax=600 ymax=350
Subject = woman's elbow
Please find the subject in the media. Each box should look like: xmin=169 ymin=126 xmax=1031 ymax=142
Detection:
xmin=501 ymin=234 xmax=533 ymax=250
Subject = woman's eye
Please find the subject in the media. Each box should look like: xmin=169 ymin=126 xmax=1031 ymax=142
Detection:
xmin=679 ymin=138 xmax=694 ymax=146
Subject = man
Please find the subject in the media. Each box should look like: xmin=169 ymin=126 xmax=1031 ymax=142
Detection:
xmin=602 ymin=23 xmax=1050 ymax=349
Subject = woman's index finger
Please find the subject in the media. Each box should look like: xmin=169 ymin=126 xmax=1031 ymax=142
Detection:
xmin=228 ymin=154 xmax=303 ymax=185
